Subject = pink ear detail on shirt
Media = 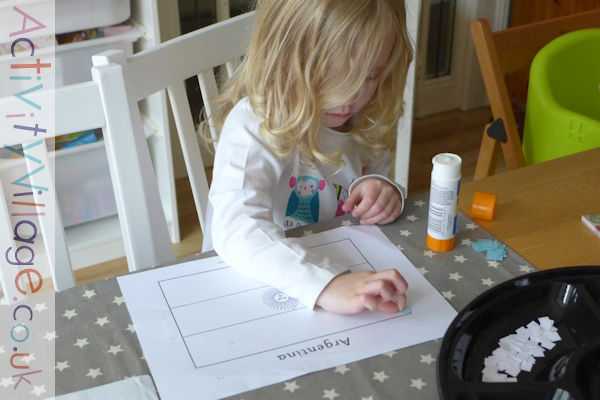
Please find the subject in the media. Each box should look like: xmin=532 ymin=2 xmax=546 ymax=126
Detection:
xmin=289 ymin=177 xmax=296 ymax=188
xmin=318 ymin=180 xmax=326 ymax=191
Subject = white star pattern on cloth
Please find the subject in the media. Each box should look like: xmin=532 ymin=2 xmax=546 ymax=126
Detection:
xmin=323 ymin=388 xmax=339 ymax=399
xmin=442 ymin=290 xmax=456 ymax=300
xmin=0 ymin=377 xmax=14 ymax=388
xmin=86 ymin=368 xmax=103 ymax=379
xmin=487 ymin=260 xmax=500 ymax=268
xmin=22 ymin=353 xmax=35 ymax=364
xmin=95 ymin=317 xmax=110 ymax=327
xmin=405 ymin=214 xmax=418 ymax=222
xmin=361 ymin=396 xmax=374 ymax=400
xmin=30 ymin=385 xmax=46 ymax=397
xmin=63 ymin=309 xmax=77 ymax=319
xmin=410 ymin=378 xmax=427 ymax=390
xmin=302 ymin=230 xmax=313 ymax=236
xmin=55 ymin=361 xmax=70 ymax=372
xmin=449 ymin=272 xmax=462 ymax=281
xmin=334 ymin=365 xmax=349 ymax=375
xmin=423 ymin=250 xmax=436 ymax=258
xmin=384 ymin=350 xmax=397 ymax=358
xmin=454 ymin=255 xmax=467 ymax=263
xmin=482 ymin=278 xmax=495 ymax=287
xmin=126 ymin=324 xmax=136 ymax=333
xmin=417 ymin=266 xmax=429 ymax=275
xmin=43 ymin=331 xmax=57 ymax=341
xmin=13 ymin=325 xmax=26 ymax=335
xmin=283 ymin=381 xmax=300 ymax=393
xmin=519 ymin=265 xmax=534 ymax=273
xmin=465 ymin=222 xmax=478 ymax=230
xmin=414 ymin=200 xmax=425 ymax=207
xmin=420 ymin=354 xmax=436 ymax=365
xmin=372 ymin=371 xmax=388 ymax=383
xmin=112 ymin=296 xmax=125 ymax=306
xmin=107 ymin=345 xmax=123 ymax=355
xmin=74 ymin=338 xmax=89 ymax=348
xmin=33 ymin=303 xmax=47 ymax=312
xmin=341 ymin=219 xmax=353 ymax=226
xmin=82 ymin=290 xmax=96 ymax=299
xmin=396 ymin=244 xmax=405 ymax=251
xmin=399 ymin=229 xmax=412 ymax=237
xmin=460 ymin=238 xmax=472 ymax=246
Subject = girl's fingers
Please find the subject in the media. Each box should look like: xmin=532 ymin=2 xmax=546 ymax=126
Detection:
xmin=377 ymin=300 xmax=400 ymax=314
xmin=351 ymin=193 xmax=375 ymax=217
xmin=359 ymin=279 xmax=396 ymax=302
xmin=341 ymin=191 xmax=361 ymax=212
xmin=355 ymin=293 xmax=378 ymax=311
xmin=358 ymin=193 xmax=392 ymax=221
xmin=370 ymin=269 xmax=408 ymax=294
xmin=373 ymin=201 xmax=403 ymax=225
xmin=360 ymin=196 xmax=397 ymax=224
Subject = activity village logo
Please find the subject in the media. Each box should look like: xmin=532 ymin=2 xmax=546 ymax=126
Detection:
xmin=1 ymin=2 xmax=56 ymax=399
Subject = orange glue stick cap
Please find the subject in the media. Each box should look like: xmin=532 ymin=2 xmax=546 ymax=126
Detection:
xmin=470 ymin=191 xmax=497 ymax=221
xmin=426 ymin=235 xmax=455 ymax=252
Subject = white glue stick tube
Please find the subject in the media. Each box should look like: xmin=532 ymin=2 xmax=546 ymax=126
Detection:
xmin=426 ymin=153 xmax=462 ymax=252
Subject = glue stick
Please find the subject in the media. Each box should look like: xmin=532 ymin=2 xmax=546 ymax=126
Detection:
xmin=426 ymin=153 xmax=462 ymax=252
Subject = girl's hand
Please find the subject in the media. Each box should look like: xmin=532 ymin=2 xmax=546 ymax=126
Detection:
xmin=341 ymin=178 xmax=402 ymax=224
xmin=315 ymin=269 xmax=408 ymax=314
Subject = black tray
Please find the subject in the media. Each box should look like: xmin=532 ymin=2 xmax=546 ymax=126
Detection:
xmin=437 ymin=266 xmax=600 ymax=400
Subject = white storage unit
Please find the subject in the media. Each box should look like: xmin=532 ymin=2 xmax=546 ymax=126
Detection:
xmin=0 ymin=0 xmax=180 ymax=271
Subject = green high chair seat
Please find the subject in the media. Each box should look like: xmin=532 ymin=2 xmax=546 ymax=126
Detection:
xmin=523 ymin=28 xmax=600 ymax=164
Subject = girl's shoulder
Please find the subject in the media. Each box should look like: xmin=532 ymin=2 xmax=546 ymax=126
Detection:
xmin=225 ymin=97 xmax=259 ymax=125
xmin=220 ymin=97 xmax=266 ymax=145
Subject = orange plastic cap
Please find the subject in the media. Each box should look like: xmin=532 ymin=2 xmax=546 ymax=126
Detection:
xmin=471 ymin=191 xmax=497 ymax=221
xmin=427 ymin=234 xmax=455 ymax=252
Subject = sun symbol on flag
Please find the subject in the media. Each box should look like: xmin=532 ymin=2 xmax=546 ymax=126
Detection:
xmin=262 ymin=288 xmax=299 ymax=311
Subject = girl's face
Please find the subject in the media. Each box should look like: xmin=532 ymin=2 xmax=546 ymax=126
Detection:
xmin=321 ymin=32 xmax=394 ymax=131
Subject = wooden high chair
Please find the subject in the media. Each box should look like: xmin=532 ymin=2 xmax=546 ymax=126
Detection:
xmin=470 ymin=9 xmax=600 ymax=179
xmin=92 ymin=11 xmax=255 ymax=253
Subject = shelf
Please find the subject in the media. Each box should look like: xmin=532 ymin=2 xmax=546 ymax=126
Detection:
xmin=0 ymin=138 xmax=105 ymax=170
xmin=66 ymin=214 xmax=125 ymax=269
xmin=0 ymin=27 xmax=142 ymax=62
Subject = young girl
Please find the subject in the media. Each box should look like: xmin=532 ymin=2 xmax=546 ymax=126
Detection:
xmin=208 ymin=0 xmax=413 ymax=315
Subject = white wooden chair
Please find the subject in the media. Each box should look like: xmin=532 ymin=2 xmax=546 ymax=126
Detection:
xmin=0 ymin=82 xmax=173 ymax=304
xmin=0 ymin=83 xmax=106 ymax=303
xmin=394 ymin=0 xmax=421 ymax=195
xmin=91 ymin=11 xmax=255 ymax=252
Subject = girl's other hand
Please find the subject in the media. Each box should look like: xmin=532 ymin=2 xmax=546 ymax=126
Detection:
xmin=342 ymin=178 xmax=402 ymax=224
xmin=315 ymin=269 xmax=408 ymax=314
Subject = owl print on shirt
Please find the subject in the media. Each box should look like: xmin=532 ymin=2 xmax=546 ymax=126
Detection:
xmin=285 ymin=175 xmax=326 ymax=224
xmin=333 ymin=183 xmax=349 ymax=217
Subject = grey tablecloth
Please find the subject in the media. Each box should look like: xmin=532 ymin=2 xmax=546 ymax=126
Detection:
xmin=0 ymin=192 xmax=534 ymax=399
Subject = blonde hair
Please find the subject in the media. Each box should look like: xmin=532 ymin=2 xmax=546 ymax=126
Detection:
xmin=208 ymin=0 xmax=413 ymax=166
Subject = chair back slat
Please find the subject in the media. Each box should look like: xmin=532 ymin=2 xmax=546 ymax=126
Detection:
xmin=0 ymin=82 xmax=104 ymax=302
xmin=92 ymin=60 xmax=175 ymax=271
xmin=197 ymin=69 xmax=221 ymax=142
xmin=168 ymin=81 xmax=211 ymax=231
xmin=93 ymin=12 xmax=256 ymax=253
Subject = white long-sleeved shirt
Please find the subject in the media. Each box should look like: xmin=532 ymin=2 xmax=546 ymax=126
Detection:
xmin=209 ymin=98 xmax=405 ymax=308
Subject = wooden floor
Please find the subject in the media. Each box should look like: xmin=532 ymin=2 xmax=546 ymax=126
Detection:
xmin=75 ymin=106 xmax=497 ymax=285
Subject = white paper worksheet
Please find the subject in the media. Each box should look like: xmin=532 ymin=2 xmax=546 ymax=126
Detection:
xmin=118 ymin=225 xmax=457 ymax=400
